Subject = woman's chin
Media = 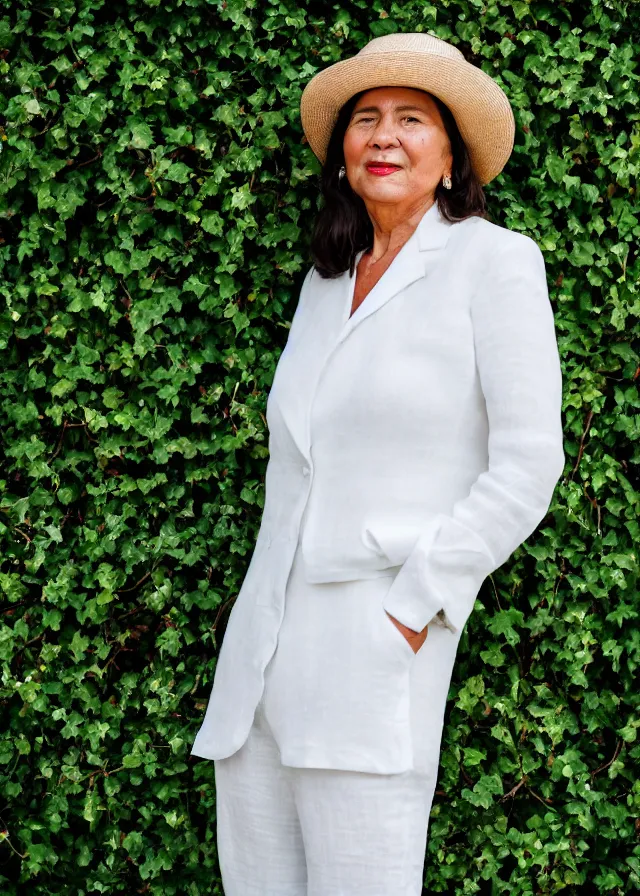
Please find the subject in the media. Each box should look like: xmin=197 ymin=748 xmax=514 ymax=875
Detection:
xmin=356 ymin=183 xmax=410 ymax=205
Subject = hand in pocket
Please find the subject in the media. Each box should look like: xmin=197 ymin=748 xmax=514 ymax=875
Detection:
xmin=385 ymin=611 xmax=429 ymax=654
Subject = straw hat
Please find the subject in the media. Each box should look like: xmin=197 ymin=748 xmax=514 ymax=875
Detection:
xmin=300 ymin=32 xmax=515 ymax=186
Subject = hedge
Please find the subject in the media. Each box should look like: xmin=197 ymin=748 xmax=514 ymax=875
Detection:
xmin=1 ymin=0 xmax=638 ymax=893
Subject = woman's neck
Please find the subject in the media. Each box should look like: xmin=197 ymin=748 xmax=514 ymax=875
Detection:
xmin=364 ymin=195 xmax=436 ymax=263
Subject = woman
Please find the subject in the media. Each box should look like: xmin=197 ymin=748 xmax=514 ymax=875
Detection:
xmin=191 ymin=32 xmax=565 ymax=895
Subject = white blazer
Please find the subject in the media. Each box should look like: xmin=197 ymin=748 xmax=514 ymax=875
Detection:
xmin=190 ymin=201 xmax=565 ymax=771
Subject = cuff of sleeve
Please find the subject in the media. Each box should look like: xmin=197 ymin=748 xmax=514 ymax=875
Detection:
xmin=380 ymin=515 xmax=480 ymax=636
xmin=381 ymin=559 xmax=454 ymax=633
xmin=435 ymin=608 xmax=459 ymax=634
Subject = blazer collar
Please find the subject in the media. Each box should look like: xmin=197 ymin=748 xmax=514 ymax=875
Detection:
xmin=274 ymin=203 xmax=457 ymax=465
xmin=336 ymin=200 xmax=454 ymax=344
xmin=417 ymin=198 xmax=454 ymax=251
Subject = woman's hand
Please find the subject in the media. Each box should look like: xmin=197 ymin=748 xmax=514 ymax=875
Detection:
xmin=385 ymin=611 xmax=428 ymax=653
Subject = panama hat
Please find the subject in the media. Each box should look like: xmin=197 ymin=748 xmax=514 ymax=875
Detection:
xmin=300 ymin=32 xmax=516 ymax=186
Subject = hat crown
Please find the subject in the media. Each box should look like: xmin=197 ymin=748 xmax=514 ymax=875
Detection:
xmin=358 ymin=32 xmax=465 ymax=61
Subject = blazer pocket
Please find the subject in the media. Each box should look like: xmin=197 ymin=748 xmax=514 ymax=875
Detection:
xmin=380 ymin=599 xmax=418 ymax=660
xmin=361 ymin=521 xmax=424 ymax=567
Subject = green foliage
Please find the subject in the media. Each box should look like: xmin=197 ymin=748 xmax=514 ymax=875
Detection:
xmin=0 ymin=0 xmax=638 ymax=893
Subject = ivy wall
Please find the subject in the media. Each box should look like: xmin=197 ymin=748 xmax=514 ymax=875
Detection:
xmin=1 ymin=0 xmax=638 ymax=893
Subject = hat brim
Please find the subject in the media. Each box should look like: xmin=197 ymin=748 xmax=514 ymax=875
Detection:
xmin=300 ymin=51 xmax=515 ymax=185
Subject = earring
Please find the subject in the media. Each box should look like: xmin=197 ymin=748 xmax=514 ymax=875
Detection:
xmin=442 ymin=173 xmax=452 ymax=189
xmin=338 ymin=166 xmax=346 ymax=181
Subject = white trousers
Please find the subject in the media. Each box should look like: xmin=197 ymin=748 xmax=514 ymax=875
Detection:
xmin=214 ymin=694 xmax=433 ymax=896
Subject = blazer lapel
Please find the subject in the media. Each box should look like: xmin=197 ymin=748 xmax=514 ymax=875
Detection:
xmin=336 ymin=200 xmax=455 ymax=345
xmin=271 ymin=201 xmax=457 ymax=464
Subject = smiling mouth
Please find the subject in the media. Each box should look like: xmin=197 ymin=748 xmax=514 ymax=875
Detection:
xmin=365 ymin=163 xmax=402 ymax=175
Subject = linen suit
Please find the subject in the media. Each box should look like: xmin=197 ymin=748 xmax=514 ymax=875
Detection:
xmin=190 ymin=201 xmax=565 ymax=890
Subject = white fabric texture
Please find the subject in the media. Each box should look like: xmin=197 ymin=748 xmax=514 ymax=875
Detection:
xmin=214 ymin=693 xmax=434 ymax=896
xmin=190 ymin=200 xmax=565 ymax=774
xmin=259 ymin=522 xmax=460 ymax=776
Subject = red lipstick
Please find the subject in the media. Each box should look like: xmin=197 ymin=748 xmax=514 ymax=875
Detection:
xmin=365 ymin=162 xmax=402 ymax=176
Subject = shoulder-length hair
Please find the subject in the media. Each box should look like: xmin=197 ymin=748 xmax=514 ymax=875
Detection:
xmin=309 ymin=89 xmax=488 ymax=279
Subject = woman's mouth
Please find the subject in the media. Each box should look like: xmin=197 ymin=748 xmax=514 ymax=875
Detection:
xmin=365 ymin=163 xmax=402 ymax=177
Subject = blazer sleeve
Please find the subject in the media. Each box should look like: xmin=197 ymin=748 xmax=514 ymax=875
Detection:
xmin=381 ymin=233 xmax=566 ymax=635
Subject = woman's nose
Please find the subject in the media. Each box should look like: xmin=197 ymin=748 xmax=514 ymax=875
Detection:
xmin=368 ymin=117 xmax=400 ymax=149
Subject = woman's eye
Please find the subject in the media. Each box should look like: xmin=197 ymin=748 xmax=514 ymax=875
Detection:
xmin=353 ymin=115 xmax=420 ymax=124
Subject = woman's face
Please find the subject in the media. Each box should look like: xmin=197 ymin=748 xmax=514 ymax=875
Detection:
xmin=342 ymin=86 xmax=453 ymax=211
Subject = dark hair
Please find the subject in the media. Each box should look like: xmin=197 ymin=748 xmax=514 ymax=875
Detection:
xmin=309 ymin=89 xmax=488 ymax=279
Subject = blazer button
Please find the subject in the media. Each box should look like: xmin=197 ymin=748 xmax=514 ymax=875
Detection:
xmin=302 ymin=464 xmax=311 ymax=477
